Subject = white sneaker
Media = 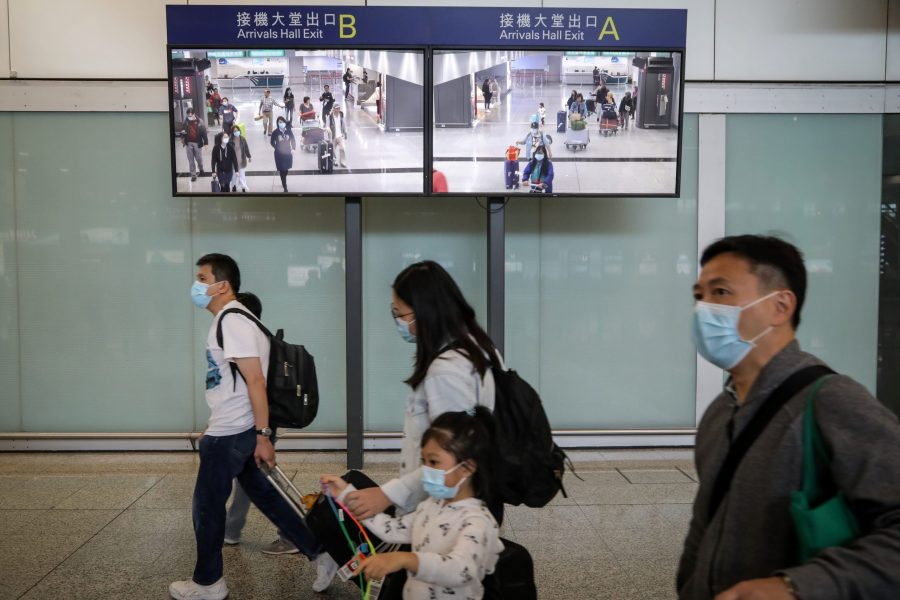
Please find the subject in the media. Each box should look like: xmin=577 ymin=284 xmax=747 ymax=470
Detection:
xmin=312 ymin=553 xmax=339 ymax=592
xmin=169 ymin=577 xmax=228 ymax=600
xmin=223 ymin=536 xmax=239 ymax=546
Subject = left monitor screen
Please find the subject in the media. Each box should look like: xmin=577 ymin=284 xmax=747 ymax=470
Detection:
xmin=169 ymin=48 xmax=425 ymax=196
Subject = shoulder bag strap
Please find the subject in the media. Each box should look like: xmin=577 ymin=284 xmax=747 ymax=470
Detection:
xmin=707 ymin=364 xmax=836 ymax=520
xmin=801 ymin=375 xmax=834 ymax=499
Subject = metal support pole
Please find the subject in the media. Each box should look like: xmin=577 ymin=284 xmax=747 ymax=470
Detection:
xmin=487 ymin=197 xmax=505 ymax=355
xmin=345 ymin=197 xmax=364 ymax=469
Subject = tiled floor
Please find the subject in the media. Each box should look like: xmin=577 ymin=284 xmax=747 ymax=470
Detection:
xmin=0 ymin=450 xmax=696 ymax=599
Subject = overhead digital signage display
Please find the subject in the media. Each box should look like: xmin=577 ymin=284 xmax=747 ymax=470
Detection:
xmin=166 ymin=6 xmax=687 ymax=197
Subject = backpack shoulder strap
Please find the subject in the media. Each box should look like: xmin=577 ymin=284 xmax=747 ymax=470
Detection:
xmin=214 ymin=307 xmax=273 ymax=390
xmin=707 ymin=364 xmax=835 ymax=520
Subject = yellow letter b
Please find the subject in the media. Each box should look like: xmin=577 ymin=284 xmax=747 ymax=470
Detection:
xmin=340 ymin=14 xmax=357 ymax=39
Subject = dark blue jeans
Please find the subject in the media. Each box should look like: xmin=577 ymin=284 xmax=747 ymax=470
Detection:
xmin=192 ymin=428 xmax=321 ymax=585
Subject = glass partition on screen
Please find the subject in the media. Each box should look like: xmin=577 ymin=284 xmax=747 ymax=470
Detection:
xmin=431 ymin=49 xmax=683 ymax=196
xmin=170 ymin=48 xmax=425 ymax=196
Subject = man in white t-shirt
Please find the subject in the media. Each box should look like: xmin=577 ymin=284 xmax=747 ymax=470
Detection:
xmin=169 ymin=253 xmax=337 ymax=600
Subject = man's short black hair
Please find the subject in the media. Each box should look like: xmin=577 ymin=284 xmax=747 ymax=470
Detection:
xmin=236 ymin=292 xmax=262 ymax=319
xmin=196 ymin=253 xmax=241 ymax=293
xmin=700 ymin=235 xmax=806 ymax=329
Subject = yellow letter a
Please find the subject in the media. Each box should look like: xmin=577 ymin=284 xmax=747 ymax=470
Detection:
xmin=598 ymin=16 xmax=619 ymax=41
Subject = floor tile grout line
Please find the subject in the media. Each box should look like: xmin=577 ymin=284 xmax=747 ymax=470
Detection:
xmin=16 ymin=473 xmax=171 ymax=599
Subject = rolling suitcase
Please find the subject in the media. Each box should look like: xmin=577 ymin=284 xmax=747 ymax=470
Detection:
xmin=210 ymin=175 xmax=220 ymax=193
xmin=318 ymin=140 xmax=334 ymax=173
xmin=504 ymin=159 xmax=520 ymax=189
xmin=586 ymin=99 xmax=596 ymax=115
xmin=305 ymin=470 xmax=405 ymax=599
xmin=556 ymin=110 xmax=567 ymax=133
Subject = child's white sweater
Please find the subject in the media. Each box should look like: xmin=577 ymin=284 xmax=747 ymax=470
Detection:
xmin=343 ymin=490 xmax=504 ymax=600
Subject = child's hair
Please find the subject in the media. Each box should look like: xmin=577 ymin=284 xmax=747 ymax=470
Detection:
xmin=539 ymin=102 xmax=544 ymax=107
xmin=421 ymin=406 xmax=495 ymax=502
xmin=236 ymin=292 xmax=262 ymax=318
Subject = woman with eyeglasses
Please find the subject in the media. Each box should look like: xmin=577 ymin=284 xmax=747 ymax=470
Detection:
xmin=342 ymin=261 xmax=500 ymax=519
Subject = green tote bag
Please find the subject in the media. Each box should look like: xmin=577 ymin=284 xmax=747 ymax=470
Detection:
xmin=789 ymin=375 xmax=861 ymax=562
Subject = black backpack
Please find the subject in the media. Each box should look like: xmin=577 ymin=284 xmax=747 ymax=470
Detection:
xmin=215 ymin=308 xmax=319 ymax=429
xmin=488 ymin=353 xmax=574 ymax=507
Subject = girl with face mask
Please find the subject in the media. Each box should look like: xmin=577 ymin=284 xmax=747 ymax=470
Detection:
xmin=522 ymin=144 xmax=554 ymax=193
xmin=321 ymin=407 xmax=503 ymax=600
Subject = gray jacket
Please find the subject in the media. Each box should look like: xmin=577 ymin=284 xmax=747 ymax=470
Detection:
xmin=678 ymin=341 xmax=900 ymax=599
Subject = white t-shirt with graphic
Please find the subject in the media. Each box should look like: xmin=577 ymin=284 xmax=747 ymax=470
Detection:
xmin=204 ymin=300 xmax=270 ymax=436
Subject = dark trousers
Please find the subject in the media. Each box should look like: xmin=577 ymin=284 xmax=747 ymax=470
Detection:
xmin=215 ymin=170 xmax=232 ymax=193
xmin=279 ymin=171 xmax=288 ymax=192
xmin=192 ymin=428 xmax=321 ymax=585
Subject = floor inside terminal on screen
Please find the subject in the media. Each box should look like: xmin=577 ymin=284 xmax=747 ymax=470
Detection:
xmin=173 ymin=82 xmax=677 ymax=196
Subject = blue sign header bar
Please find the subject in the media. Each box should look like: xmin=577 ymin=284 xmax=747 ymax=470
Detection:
xmin=166 ymin=6 xmax=687 ymax=48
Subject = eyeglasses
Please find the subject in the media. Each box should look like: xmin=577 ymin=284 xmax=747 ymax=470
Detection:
xmin=390 ymin=304 xmax=414 ymax=319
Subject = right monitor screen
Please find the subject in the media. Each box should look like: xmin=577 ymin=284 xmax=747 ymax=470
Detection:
xmin=431 ymin=49 xmax=683 ymax=196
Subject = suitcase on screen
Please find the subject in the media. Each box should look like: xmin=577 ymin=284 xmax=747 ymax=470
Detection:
xmin=318 ymin=140 xmax=334 ymax=173
xmin=556 ymin=110 xmax=567 ymax=133
xmin=210 ymin=175 xmax=220 ymax=193
xmin=300 ymin=110 xmax=318 ymax=122
xmin=586 ymin=99 xmax=597 ymax=115
xmin=504 ymin=159 xmax=520 ymax=189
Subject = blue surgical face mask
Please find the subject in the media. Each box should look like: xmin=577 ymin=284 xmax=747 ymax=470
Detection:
xmin=534 ymin=153 xmax=545 ymax=161
xmin=278 ymin=122 xmax=286 ymax=130
xmin=233 ymin=130 xmax=240 ymax=138
xmin=421 ymin=462 xmax=467 ymax=500
xmin=190 ymin=280 xmax=224 ymax=309
xmin=691 ymin=291 xmax=780 ymax=369
xmin=395 ymin=317 xmax=417 ymax=343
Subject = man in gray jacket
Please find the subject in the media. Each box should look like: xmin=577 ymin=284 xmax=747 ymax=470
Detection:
xmin=679 ymin=234 xmax=900 ymax=599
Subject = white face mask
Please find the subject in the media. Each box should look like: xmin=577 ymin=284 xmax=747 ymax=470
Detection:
xmin=691 ymin=291 xmax=781 ymax=369
xmin=221 ymin=136 xmax=229 ymax=145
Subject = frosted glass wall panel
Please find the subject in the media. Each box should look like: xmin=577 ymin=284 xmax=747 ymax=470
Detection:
xmin=363 ymin=198 xmax=487 ymax=431
xmin=14 ymin=113 xmax=195 ymax=431
xmin=505 ymin=114 xmax=699 ymax=429
xmin=725 ymin=114 xmax=882 ymax=392
xmin=0 ymin=113 xmax=19 ymax=431
xmin=192 ymin=197 xmax=346 ymax=432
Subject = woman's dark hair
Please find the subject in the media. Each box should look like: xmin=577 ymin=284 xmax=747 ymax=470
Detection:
xmin=393 ymin=260 xmax=496 ymax=389
xmin=529 ymin=146 xmax=551 ymax=178
xmin=303 ymin=96 xmax=310 ymax=103
xmin=276 ymin=116 xmax=286 ymax=125
xmin=421 ymin=406 xmax=495 ymax=502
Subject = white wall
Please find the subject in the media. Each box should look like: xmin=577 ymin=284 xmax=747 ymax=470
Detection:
xmin=544 ymin=0 xmax=716 ymax=81
xmin=9 ymin=0 xmax=179 ymax=79
xmin=0 ymin=1 xmax=896 ymax=83
xmin=888 ymin=0 xmax=900 ymax=80
xmin=0 ymin=0 xmax=9 ymax=77
xmin=715 ymin=0 xmax=889 ymax=81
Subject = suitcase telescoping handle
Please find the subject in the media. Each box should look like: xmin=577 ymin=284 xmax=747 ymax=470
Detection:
xmin=260 ymin=463 xmax=308 ymax=518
